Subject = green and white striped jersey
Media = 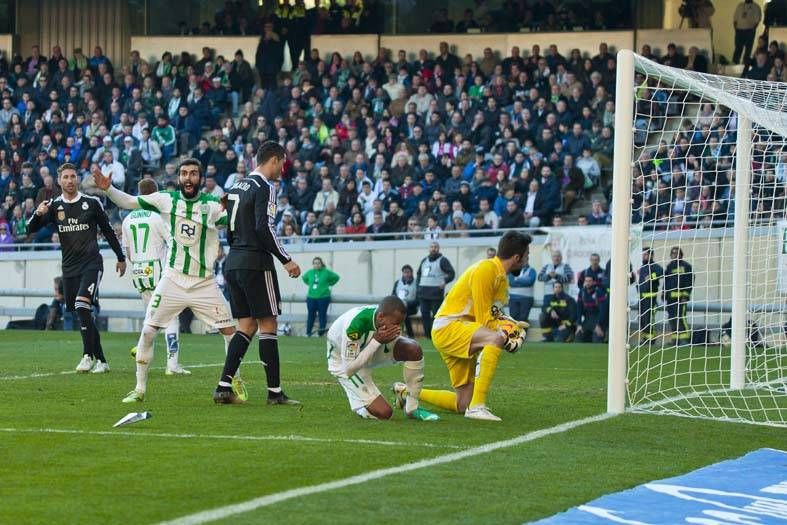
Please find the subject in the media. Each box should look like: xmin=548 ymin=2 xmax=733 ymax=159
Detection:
xmin=327 ymin=305 xmax=378 ymax=374
xmin=122 ymin=209 xmax=170 ymax=292
xmin=136 ymin=191 xmax=227 ymax=287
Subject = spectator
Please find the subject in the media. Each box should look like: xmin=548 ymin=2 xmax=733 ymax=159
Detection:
xmin=393 ymin=264 xmax=419 ymax=337
xmin=98 ymin=150 xmax=125 ymax=189
xmin=540 ymin=282 xmax=576 ymax=342
xmin=733 ymin=0 xmax=762 ymax=65
xmin=313 ymin=177 xmax=340 ymax=215
xmin=508 ymin=252 xmax=537 ymax=325
xmin=538 ymin=250 xmax=574 ymax=306
xmin=416 ymin=241 xmax=455 ymax=338
xmin=256 ymin=21 xmax=284 ymax=89
xmin=137 ymin=127 xmax=162 ymax=170
xmin=302 ymin=256 xmax=340 ymax=337
xmin=0 ymin=220 xmax=14 ymax=251
xmin=586 ymin=200 xmax=609 ymax=225
xmin=577 ymin=253 xmax=605 ymax=288
xmin=499 ymin=199 xmax=525 ymax=229
xmin=151 ymin=115 xmax=176 ymax=162
xmin=575 ymin=275 xmax=606 ymax=343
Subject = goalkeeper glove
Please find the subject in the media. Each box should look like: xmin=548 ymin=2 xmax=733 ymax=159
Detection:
xmin=491 ymin=304 xmax=530 ymax=330
xmin=502 ymin=328 xmax=525 ymax=353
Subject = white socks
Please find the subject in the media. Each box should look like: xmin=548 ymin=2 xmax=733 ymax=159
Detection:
xmin=403 ymin=358 xmax=425 ymax=413
xmin=135 ymin=324 xmax=159 ymax=393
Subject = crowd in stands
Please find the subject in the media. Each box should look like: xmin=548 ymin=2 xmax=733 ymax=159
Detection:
xmin=630 ymin=35 xmax=787 ymax=232
xmin=0 ymin=8 xmax=769 ymax=250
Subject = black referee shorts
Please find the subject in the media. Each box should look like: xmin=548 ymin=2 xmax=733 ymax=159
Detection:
xmin=63 ymin=269 xmax=102 ymax=311
xmin=226 ymin=269 xmax=282 ymax=319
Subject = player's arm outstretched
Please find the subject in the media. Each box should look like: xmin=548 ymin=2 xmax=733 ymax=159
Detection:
xmin=255 ymin=182 xmax=300 ymax=278
xmin=94 ymin=198 xmax=127 ymax=276
xmin=27 ymin=199 xmax=55 ymax=232
xmin=92 ymin=166 xmax=143 ymax=210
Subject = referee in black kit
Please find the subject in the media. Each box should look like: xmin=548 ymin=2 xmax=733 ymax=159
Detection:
xmin=27 ymin=163 xmax=126 ymax=373
xmin=214 ymin=141 xmax=302 ymax=405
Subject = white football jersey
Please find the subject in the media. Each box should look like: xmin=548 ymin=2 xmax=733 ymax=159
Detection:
xmin=122 ymin=209 xmax=170 ymax=292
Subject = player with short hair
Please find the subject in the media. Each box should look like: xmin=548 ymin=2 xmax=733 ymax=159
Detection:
xmin=122 ymin=178 xmax=189 ymax=375
xmin=417 ymin=231 xmax=531 ymax=421
xmin=93 ymin=159 xmax=236 ymax=403
xmin=327 ymin=295 xmax=439 ymax=420
xmin=213 ymin=141 xmax=302 ymax=405
xmin=28 ymin=162 xmax=126 ymax=373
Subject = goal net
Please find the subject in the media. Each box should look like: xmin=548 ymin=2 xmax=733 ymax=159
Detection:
xmin=608 ymin=50 xmax=787 ymax=427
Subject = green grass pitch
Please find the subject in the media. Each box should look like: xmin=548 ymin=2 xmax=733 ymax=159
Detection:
xmin=0 ymin=330 xmax=783 ymax=524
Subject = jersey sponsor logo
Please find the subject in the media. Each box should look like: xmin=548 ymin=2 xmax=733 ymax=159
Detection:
xmin=268 ymin=202 xmax=277 ymax=217
xmin=81 ymin=201 xmax=89 ymax=210
xmin=58 ymin=217 xmax=89 ymax=233
xmin=175 ymin=219 xmax=200 ymax=246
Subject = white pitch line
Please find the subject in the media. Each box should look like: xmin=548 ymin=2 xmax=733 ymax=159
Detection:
xmin=0 ymin=361 xmax=315 ymax=382
xmin=157 ymin=412 xmax=615 ymax=525
xmin=0 ymin=427 xmax=463 ymax=450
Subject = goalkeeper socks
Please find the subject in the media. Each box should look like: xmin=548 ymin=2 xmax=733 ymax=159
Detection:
xmin=420 ymin=389 xmax=458 ymax=412
xmin=469 ymin=345 xmax=502 ymax=408
xmin=134 ymin=325 xmax=157 ymax=394
xmin=75 ymin=300 xmax=96 ymax=359
xmin=403 ymin=359 xmax=425 ymax=413
xmin=259 ymin=332 xmax=281 ymax=393
xmin=218 ymin=331 xmax=251 ymax=390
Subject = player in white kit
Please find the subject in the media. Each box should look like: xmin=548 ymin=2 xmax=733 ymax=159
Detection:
xmin=122 ymin=178 xmax=189 ymax=375
xmin=93 ymin=160 xmax=237 ymax=403
xmin=327 ymin=295 xmax=439 ymax=421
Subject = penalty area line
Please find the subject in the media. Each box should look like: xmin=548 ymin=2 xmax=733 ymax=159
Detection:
xmin=0 ymin=427 xmax=463 ymax=450
xmin=157 ymin=412 xmax=615 ymax=525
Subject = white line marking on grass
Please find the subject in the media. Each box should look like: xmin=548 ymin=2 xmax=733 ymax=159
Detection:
xmin=0 ymin=370 xmax=76 ymax=380
xmin=0 ymin=427 xmax=462 ymax=449
xmin=0 ymin=361 xmax=317 ymax=382
xmin=157 ymin=412 xmax=615 ymax=525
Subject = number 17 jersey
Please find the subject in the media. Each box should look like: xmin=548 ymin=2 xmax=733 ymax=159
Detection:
xmin=122 ymin=209 xmax=170 ymax=292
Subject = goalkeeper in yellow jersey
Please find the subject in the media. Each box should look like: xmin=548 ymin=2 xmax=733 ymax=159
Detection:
xmin=409 ymin=230 xmax=531 ymax=421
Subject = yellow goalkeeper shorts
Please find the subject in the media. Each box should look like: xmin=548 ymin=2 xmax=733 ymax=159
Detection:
xmin=432 ymin=319 xmax=483 ymax=388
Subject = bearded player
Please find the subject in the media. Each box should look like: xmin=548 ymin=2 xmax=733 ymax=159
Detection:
xmin=327 ymin=295 xmax=439 ymax=421
xmin=122 ymin=178 xmax=189 ymax=375
xmin=93 ymin=160 xmax=236 ymax=403
xmin=415 ymin=230 xmax=530 ymax=421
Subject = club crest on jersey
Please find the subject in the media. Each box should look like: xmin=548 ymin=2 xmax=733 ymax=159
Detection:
xmin=199 ymin=203 xmax=211 ymax=216
xmin=57 ymin=205 xmax=65 ymax=221
xmin=175 ymin=218 xmax=200 ymax=247
xmin=82 ymin=201 xmax=89 ymax=210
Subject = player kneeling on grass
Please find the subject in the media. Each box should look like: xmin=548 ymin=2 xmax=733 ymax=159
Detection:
xmin=418 ymin=231 xmax=530 ymax=422
xmin=123 ymin=178 xmax=189 ymax=375
xmin=327 ymin=296 xmax=439 ymax=421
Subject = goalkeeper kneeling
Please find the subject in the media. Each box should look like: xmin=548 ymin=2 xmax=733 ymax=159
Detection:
xmin=417 ymin=231 xmax=532 ymax=422
xmin=540 ymin=282 xmax=577 ymax=342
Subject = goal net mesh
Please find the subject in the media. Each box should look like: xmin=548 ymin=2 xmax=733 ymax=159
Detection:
xmin=623 ymin=54 xmax=787 ymax=427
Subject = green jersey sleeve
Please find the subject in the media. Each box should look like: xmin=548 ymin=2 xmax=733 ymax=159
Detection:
xmin=345 ymin=306 xmax=377 ymax=341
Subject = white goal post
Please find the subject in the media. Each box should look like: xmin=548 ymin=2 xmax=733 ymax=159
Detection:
xmin=608 ymin=49 xmax=787 ymax=427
